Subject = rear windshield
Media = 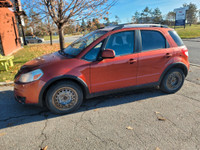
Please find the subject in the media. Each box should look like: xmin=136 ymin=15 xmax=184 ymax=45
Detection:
xmin=168 ymin=30 xmax=184 ymax=46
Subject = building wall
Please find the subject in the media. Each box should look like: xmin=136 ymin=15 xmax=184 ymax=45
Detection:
xmin=0 ymin=7 xmax=21 ymax=56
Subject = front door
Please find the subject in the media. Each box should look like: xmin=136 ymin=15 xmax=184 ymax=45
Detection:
xmin=90 ymin=31 xmax=138 ymax=93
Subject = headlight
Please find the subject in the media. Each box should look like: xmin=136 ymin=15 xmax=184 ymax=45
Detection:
xmin=18 ymin=69 xmax=43 ymax=83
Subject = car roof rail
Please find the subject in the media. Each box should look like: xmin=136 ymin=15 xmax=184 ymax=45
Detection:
xmin=111 ymin=23 xmax=169 ymax=31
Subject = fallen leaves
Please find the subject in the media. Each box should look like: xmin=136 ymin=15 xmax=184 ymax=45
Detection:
xmin=126 ymin=126 xmax=133 ymax=130
xmin=5 ymin=80 xmax=11 ymax=83
xmin=41 ymin=146 xmax=48 ymax=150
xmin=0 ymin=133 xmax=6 ymax=137
xmin=155 ymin=111 xmax=166 ymax=121
xmin=93 ymin=108 xmax=99 ymax=112
xmin=157 ymin=116 xmax=166 ymax=121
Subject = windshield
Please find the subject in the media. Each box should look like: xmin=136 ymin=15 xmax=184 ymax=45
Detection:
xmin=63 ymin=31 xmax=107 ymax=57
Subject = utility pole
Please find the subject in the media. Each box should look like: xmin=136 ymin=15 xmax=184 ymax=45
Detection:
xmin=14 ymin=0 xmax=27 ymax=45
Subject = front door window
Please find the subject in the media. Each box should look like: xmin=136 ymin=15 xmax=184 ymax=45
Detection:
xmin=105 ymin=31 xmax=134 ymax=56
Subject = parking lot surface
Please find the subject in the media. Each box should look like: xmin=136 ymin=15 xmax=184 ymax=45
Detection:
xmin=0 ymin=65 xmax=200 ymax=150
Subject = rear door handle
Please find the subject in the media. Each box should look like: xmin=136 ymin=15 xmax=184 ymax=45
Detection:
xmin=165 ymin=53 xmax=172 ymax=58
xmin=128 ymin=58 xmax=137 ymax=64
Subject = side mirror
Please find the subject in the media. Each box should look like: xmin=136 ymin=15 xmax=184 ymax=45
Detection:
xmin=102 ymin=49 xmax=115 ymax=59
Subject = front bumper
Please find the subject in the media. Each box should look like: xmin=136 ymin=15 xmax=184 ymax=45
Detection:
xmin=15 ymin=95 xmax=26 ymax=104
xmin=14 ymin=80 xmax=46 ymax=105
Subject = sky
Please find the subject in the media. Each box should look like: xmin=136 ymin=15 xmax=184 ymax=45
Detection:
xmin=108 ymin=0 xmax=200 ymax=23
xmin=20 ymin=0 xmax=200 ymax=23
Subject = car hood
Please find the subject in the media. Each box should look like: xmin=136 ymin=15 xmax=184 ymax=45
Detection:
xmin=20 ymin=51 xmax=67 ymax=72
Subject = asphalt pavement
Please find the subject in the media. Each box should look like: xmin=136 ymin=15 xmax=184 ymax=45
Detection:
xmin=0 ymin=65 xmax=200 ymax=150
xmin=183 ymin=38 xmax=200 ymax=65
xmin=44 ymin=35 xmax=82 ymax=44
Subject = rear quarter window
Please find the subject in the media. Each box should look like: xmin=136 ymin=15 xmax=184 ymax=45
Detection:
xmin=168 ymin=30 xmax=184 ymax=46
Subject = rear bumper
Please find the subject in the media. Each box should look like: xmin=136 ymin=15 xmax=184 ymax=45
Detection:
xmin=14 ymin=80 xmax=46 ymax=105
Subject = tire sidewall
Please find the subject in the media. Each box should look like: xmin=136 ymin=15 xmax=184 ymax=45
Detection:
xmin=46 ymin=81 xmax=83 ymax=114
xmin=161 ymin=68 xmax=185 ymax=93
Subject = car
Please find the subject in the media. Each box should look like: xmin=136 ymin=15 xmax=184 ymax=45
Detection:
xmin=25 ymin=36 xmax=44 ymax=44
xmin=14 ymin=24 xmax=189 ymax=114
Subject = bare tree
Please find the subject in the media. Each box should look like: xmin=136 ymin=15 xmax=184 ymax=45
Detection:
xmin=45 ymin=15 xmax=55 ymax=45
xmin=40 ymin=0 xmax=116 ymax=50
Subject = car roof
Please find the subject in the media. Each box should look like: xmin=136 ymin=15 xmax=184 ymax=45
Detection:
xmin=99 ymin=23 xmax=170 ymax=31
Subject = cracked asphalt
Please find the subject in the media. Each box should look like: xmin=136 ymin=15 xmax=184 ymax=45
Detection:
xmin=0 ymin=65 xmax=200 ymax=150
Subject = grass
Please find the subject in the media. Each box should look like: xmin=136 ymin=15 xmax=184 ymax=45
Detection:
xmin=0 ymin=43 xmax=69 ymax=82
xmin=174 ymin=24 xmax=200 ymax=39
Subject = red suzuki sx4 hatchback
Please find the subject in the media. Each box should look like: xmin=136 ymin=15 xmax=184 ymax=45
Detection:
xmin=14 ymin=24 xmax=189 ymax=114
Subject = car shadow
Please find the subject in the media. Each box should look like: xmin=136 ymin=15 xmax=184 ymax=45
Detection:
xmin=0 ymin=88 xmax=165 ymax=129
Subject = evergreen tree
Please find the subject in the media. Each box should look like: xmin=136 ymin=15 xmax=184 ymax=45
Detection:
xmin=183 ymin=3 xmax=198 ymax=25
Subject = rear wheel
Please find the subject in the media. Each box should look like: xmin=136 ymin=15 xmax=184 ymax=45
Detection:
xmin=160 ymin=68 xmax=185 ymax=93
xmin=38 ymin=40 xmax=42 ymax=43
xmin=46 ymin=81 xmax=83 ymax=114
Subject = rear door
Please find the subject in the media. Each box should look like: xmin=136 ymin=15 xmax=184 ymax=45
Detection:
xmin=137 ymin=30 xmax=174 ymax=85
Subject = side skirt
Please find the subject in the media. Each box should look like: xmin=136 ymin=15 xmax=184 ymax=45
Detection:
xmin=86 ymin=82 xmax=159 ymax=99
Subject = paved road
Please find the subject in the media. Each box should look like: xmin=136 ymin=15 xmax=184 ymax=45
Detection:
xmin=44 ymin=36 xmax=200 ymax=65
xmin=0 ymin=65 xmax=200 ymax=150
xmin=44 ymin=35 xmax=82 ymax=44
xmin=183 ymin=38 xmax=200 ymax=65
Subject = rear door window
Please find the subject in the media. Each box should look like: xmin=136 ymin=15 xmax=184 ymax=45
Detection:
xmin=168 ymin=30 xmax=184 ymax=46
xmin=141 ymin=30 xmax=167 ymax=51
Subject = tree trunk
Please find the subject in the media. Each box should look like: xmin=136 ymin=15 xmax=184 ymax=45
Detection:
xmin=50 ymin=31 xmax=52 ymax=45
xmin=58 ymin=25 xmax=65 ymax=50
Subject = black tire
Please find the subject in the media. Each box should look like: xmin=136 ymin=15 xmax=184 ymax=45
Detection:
xmin=46 ymin=81 xmax=83 ymax=114
xmin=38 ymin=40 xmax=42 ymax=43
xmin=160 ymin=68 xmax=185 ymax=94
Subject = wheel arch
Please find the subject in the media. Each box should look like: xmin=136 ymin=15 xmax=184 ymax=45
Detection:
xmin=38 ymin=75 xmax=90 ymax=107
xmin=159 ymin=62 xmax=188 ymax=85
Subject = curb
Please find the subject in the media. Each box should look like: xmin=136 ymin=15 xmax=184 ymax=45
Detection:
xmin=190 ymin=63 xmax=200 ymax=67
xmin=0 ymin=81 xmax=14 ymax=86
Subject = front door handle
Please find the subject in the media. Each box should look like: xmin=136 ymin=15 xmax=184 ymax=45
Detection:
xmin=165 ymin=53 xmax=172 ymax=58
xmin=128 ymin=58 xmax=137 ymax=64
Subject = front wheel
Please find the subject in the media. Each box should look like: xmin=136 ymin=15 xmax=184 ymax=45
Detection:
xmin=160 ymin=68 xmax=185 ymax=94
xmin=46 ymin=81 xmax=83 ymax=114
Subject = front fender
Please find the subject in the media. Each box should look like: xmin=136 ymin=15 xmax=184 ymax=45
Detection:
xmin=38 ymin=75 xmax=90 ymax=107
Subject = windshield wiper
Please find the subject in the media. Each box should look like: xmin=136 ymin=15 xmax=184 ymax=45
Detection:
xmin=58 ymin=50 xmax=75 ymax=58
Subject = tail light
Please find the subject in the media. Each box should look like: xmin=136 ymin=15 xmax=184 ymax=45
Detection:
xmin=182 ymin=47 xmax=189 ymax=57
